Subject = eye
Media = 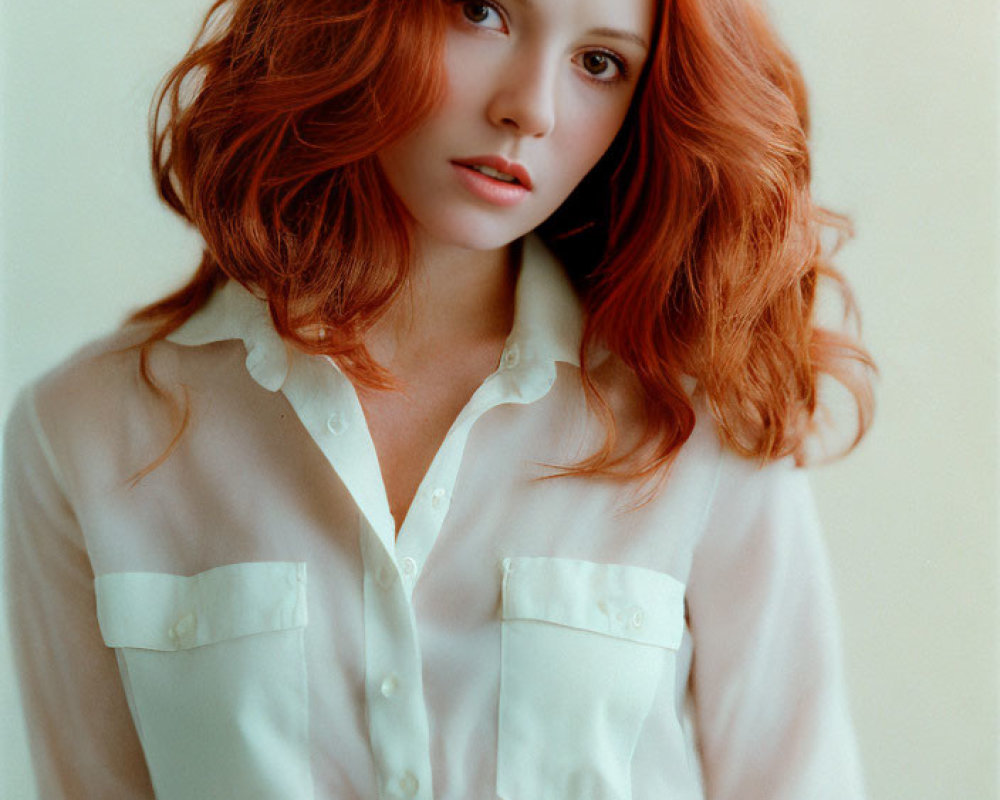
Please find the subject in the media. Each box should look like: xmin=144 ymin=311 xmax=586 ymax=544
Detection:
xmin=458 ymin=1 xmax=506 ymax=32
xmin=578 ymin=51 xmax=629 ymax=85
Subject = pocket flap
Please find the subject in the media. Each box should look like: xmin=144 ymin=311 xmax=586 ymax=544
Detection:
xmin=501 ymin=556 xmax=684 ymax=649
xmin=95 ymin=561 xmax=307 ymax=651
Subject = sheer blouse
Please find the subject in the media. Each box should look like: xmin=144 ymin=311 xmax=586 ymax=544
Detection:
xmin=2 ymin=233 xmax=866 ymax=799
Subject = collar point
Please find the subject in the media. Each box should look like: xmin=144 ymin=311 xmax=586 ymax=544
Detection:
xmin=245 ymin=346 xmax=290 ymax=392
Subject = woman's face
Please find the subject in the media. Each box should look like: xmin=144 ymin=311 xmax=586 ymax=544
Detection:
xmin=377 ymin=0 xmax=655 ymax=254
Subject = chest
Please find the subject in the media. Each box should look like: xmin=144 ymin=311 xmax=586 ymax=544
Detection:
xmin=357 ymin=350 xmax=502 ymax=536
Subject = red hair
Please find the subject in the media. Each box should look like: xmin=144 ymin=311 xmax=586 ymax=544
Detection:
xmin=129 ymin=0 xmax=875 ymax=484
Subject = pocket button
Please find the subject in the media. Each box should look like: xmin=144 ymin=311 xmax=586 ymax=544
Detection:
xmin=630 ymin=607 xmax=645 ymax=629
xmin=168 ymin=612 xmax=197 ymax=647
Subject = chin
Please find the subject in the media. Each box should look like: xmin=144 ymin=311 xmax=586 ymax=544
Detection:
xmin=417 ymin=215 xmax=533 ymax=253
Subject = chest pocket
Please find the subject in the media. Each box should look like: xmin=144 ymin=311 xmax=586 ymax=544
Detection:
xmin=95 ymin=561 xmax=312 ymax=800
xmin=497 ymin=556 xmax=685 ymax=800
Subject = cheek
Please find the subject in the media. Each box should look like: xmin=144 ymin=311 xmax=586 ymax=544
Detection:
xmin=375 ymin=133 xmax=439 ymax=221
xmin=442 ymin=36 xmax=498 ymax=109
xmin=555 ymin=110 xmax=628 ymax=188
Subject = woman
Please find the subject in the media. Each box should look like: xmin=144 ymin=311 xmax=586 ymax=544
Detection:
xmin=3 ymin=0 xmax=874 ymax=798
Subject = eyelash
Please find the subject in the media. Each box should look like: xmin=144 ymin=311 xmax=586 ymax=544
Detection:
xmin=449 ymin=0 xmax=632 ymax=88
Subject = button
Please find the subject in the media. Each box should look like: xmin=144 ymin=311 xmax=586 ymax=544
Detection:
xmin=630 ymin=608 xmax=645 ymax=629
xmin=430 ymin=487 xmax=447 ymax=509
xmin=398 ymin=771 xmax=419 ymax=797
xmin=380 ymin=673 xmax=399 ymax=698
xmin=502 ymin=343 xmax=520 ymax=370
xmin=326 ymin=412 xmax=347 ymax=435
xmin=401 ymin=557 xmax=418 ymax=577
xmin=168 ymin=612 xmax=197 ymax=646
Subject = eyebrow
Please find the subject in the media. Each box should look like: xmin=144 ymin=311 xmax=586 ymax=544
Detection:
xmin=509 ymin=0 xmax=650 ymax=53
xmin=585 ymin=26 xmax=649 ymax=53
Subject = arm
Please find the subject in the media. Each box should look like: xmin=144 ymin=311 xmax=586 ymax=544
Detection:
xmin=686 ymin=454 xmax=866 ymax=799
xmin=2 ymin=387 xmax=155 ymax=798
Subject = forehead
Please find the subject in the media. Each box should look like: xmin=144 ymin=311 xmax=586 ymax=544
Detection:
xmin=508 ymin=0 xmax=656 ymax=40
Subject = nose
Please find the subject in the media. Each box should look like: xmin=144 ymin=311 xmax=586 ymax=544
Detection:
xmin=485 ymin=51 xmax=557 ymax=138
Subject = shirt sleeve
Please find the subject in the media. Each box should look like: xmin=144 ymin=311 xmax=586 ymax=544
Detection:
xmin=686 ymin=453 xmax=867 ymax=799
xmin=2 ymin=386 xmax=155 ymax=798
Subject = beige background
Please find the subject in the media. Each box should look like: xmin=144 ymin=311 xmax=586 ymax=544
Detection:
xmin=1 ymin=1 xmax=997 ymax=798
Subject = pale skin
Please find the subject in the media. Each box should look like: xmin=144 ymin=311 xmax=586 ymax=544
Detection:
xmin=356 ymin=244 xmax=519 ymax=538
xmin=361 ymin=0 xmax=654 ymax=535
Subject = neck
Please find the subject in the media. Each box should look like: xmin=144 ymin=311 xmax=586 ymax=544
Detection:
xmin=364 ymin=236 xmax=521 ymax=376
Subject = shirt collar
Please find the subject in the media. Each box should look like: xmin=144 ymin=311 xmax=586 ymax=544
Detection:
xmin=509 ymin=233 xmax=583 ymax=370
xmin=165 ymin=232 xmax=584 ymax=392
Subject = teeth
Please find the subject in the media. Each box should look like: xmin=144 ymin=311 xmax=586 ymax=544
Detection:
xmin=470 ymin=164 xmax=518 ymax=183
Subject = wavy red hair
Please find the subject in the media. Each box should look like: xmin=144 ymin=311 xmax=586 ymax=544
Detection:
xmin=128 ymin=0 xmax=875 ymax=484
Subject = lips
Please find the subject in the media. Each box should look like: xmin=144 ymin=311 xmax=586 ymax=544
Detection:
xmin=451 ymin=155 xmax=533 ymax=190
xmin=451 ymin=162 xmax=529 ymax=207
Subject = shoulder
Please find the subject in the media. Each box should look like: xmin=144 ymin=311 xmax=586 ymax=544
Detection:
xmin=579 ymin=350 xmax=805 ymax=496
xmin=7 ymin=326 xmax=142 ymax=444
xmin=676 ymin=381 xmax=810 ymax=494
xmin=8 ymin=324 xmax=248 ymax=500
xmin=25 ymin=322 xmax=252 ymax=421
xmin=4 ymin=326 xmax=146 ymax=503
xmin=28 ymin=324 xmax=149 ymax=400
xmin=695 ymin=435 xmax=821 ymax=566
xmin=665 ymin=385 xmax=821 ymax=546
xmin=26 ymin=324 xmax=167 ymax=434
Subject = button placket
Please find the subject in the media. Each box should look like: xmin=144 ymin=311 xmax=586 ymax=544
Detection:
xmin=400 ymin=557 xmax=419 ymax=587
xmin=361 ymin=535 xmax=434 ymax=800
xmin=351 ymin=325 xmax=556 ymax=800
xmin=430 ymin=487 xmax=448 ymax=510
xmin=326 ymin=411 xmax=348 ymax=435
xmin=501 ymin=342 xmax=520 ymax=370
xmin=376 ymin=563 xmax=395 ymax=590
xmin=380 ymin=673 xmax=400 ymax=698
xmin=397 ymin=771 xmax=419 ymax=797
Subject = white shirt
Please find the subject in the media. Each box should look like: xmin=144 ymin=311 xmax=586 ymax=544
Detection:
xmin=3 ymin=233 xmax=866 ymax=800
